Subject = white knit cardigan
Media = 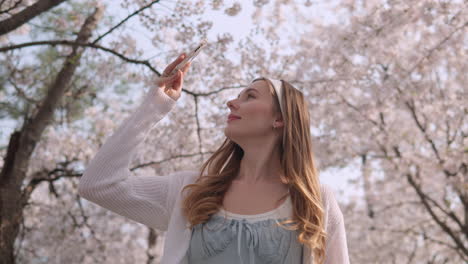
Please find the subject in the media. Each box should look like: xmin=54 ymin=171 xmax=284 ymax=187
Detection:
xmin=78 ymin=85 xmax=350 ymax=264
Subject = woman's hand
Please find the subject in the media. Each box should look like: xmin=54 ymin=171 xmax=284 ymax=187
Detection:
xmin=156 ymin=53 xmax=192 ymax=101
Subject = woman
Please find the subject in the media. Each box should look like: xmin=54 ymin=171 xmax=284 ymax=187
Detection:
xmin=78 ymin=53 xmax=350 ymax=264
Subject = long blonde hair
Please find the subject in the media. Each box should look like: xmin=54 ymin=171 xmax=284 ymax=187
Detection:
xmin=181 ymin=77 xmax=326 ymax=263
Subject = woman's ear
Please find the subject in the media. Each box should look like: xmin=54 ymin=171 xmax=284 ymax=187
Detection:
xmin=273 ymin=117 xmax=284 ymax=128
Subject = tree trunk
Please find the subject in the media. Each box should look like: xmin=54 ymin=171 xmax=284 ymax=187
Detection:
xmin=0 ymin=6 xmax=102 ymax=264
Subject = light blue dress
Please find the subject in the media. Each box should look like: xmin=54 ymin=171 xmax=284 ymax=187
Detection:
xmin=187 ymin=195 xmax=304 ymax=264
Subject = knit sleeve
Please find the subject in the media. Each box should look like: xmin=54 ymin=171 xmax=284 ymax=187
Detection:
xmin=322 ymin=185 xmax=350 ymax=264
xmin=78 ymin=85 xmax=189 ymax=231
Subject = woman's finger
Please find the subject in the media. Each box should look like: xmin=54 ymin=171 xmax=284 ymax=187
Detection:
xmin=163 ymin=54 xmax=186 ymax=76
xmin=173 ymin=62 xmax=189 ymax=92
xmin=182 ymin=61 xmax=191 ymax=75
xmin=156 ymin=72 xmax=179 ymax=86
xmin=173 ymin=70 xmax=183 ymax=91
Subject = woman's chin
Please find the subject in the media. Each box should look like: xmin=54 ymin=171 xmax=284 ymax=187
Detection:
xmin=223 ymin=127 xmax=239 ymax=139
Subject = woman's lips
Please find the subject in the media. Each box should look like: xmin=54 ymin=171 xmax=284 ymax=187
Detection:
xmin=227 ymin=117 xmax=241 ymax=122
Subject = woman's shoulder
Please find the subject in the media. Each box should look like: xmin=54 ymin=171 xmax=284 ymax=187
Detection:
xmin=319 ymin=183 xmax=345 ymax=231
xmin=319 ymin=183 xmax=335 ymax=201
xmin=319 ymin=183 xmax=342 ymax=209
xmin=179 ymin=169 xmax=201 ymax=184
xmin=169 ymin=169 xmax=201 ymax=190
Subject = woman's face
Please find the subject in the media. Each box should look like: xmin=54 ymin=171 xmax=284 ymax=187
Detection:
xmin=224 ymin=80 xmax=281 ymax=144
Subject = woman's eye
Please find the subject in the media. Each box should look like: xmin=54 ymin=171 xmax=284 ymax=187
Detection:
xmin=247 ymin=94 xmax=254 ymax=99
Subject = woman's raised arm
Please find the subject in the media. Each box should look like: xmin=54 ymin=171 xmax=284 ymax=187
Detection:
xmin=78 ymin=54 xmax=192 ymax=231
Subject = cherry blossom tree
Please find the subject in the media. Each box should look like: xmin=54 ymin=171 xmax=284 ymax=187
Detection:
xmin=260 ymin=1 xmax=466 ymax=263
xmin=0 ymin=0 xmax=466 ymax=263
xmin=0 ymin=0 xmax=237 ymax=262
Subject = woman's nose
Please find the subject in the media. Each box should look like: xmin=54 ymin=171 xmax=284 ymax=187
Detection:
xmin=226 ymin=99 xmax=238 ymax=110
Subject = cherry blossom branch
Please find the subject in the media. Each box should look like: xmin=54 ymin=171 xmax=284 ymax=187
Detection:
xmin=378 ymin=138 xmax=467 ymax=258
xmin=406 ymin=169 xmax=468 ymax=257
xmin=419 ymin=188 xmax=465 ymax=235
xmin=403 ymin=21 xmax=468 ymax=79
xmin=373 ymin=200 xmax=422 ymax=215
xmin=7 ymin=77 xmax=39 ymax=104
xmin=404 ymin=99 xmax=443 ymax=163
xmin=23 ymin=164 xmax=83 ymax=201
xmin=92 ymin=0 xmax=161 ymax=44
xmin=372 ymin=225 xmax=458 ymax=252
xmin=338 ymin=94 xmax=382 ymax=129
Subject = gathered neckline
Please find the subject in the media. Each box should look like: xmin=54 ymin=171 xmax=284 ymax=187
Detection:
xmin=217 ymin=195 xmax=291 ymax=220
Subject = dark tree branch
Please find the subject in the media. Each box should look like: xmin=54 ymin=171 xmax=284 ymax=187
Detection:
xmin=406 ymin=169 xmax=468 ymax=257
xmin=7 ymin=77 xmax=39 ymax=104
xmin=0 ymin=0 xmax=22 ymax=15
xmin=0 ymin=40 xmax=163 ymax=75
xmin=92 ymin=0 xmax=161 ymax=44
xmin=373 ymin=225 xmax=459 ymax=252
xmin=0 ymin=34 xmax=262 ymax=98
xmin=404 ymin=99 xmax=444 ymax=163
xmin=23 ymin=167 xmax=81 ymax=200
xmin=0 ymin=0 xmax=67 ymax=35
xmin=419 ymin=188 xmax=465 ymax=235
xmin=403 ymin=21 xmax=468 ymax=79
xmin=0 ymin=41 xmax=251 ymax=98
xmin=378 ymin=143 xmax=467 ymax=260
